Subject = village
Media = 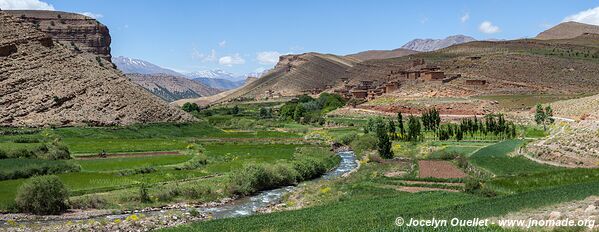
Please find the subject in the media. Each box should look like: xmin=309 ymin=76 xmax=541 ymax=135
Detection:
xmin=258 ymin=59 xmax=483 ymax=102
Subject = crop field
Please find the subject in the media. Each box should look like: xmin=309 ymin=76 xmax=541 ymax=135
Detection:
xmin=467 ymin=140 xmax=562 ymax=176
xmin=0 ymin=139 xmax=315 ymax=211
xmin=74 ymin=154 xmax=194 ymax=172
xmin=165 ymin=160 xmax=599 ymax=232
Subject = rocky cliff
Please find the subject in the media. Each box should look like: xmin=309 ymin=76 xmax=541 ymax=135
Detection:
xmin=0 ymin=12 xmax=195 ymax=127
xmin=4 ymin=10 xmax=112 ymax=60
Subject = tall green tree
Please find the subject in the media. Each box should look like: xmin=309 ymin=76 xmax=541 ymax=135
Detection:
xmin=376 ymin=122 xmax=393 ymax=159
xmin=387 ymin=119 xmax=397 ymax=140
xmin=545 ymin=105 xmax=554 ymax=124
xmin=535 ymin=104 xmax=547 ymax=130
xmin=406 ymin=116 xmax=422 ymax=142
xmin=397 ymin=112 xmax=405 ymax=136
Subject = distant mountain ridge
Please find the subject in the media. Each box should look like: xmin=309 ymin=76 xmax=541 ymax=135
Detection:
xmin=128 ymin=74 xmax=221 ymax=102
xmin=346 ymin=48 xmax=419 ymax=61
xmin=401 ymin=35 xmax=476 ymax=52
xmin=536 ymin=21 xmax=599 ymax=40
xmin=112 ymin=56 xmax=184 ymax=77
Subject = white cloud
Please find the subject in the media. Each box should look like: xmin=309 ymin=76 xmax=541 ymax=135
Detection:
xmin=256 ymin=51 xmax=283 ymax=65
xmin=479 ymin=21 xmax=500 ymax=34
xmin=192 ymin=48 xmax=217 ymax=63
xmin=219 ymin=54 xmax=245 ymax=66
xmin=563 ymin=6 xmax=599 ymax=25
xmin=420 ymin=17 xmax=429 ymax=24
xmin=218 ymin=40 xmax=227 ymax=47
xmin=0 ymin=0 xmax=54 ymax=10
xmin=79 ymin=12 xmax=103 ymax=19
xmin=461 ymin=12 xmax=470 ymax=23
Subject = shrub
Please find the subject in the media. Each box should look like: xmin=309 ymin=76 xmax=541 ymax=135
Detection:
xmin=337 ymin=132 xmax=358 ymax=145
xmin=15 ymin=175 xmax=69 ymax=215
xmin=70 ymin=195 xmax=107 ymax=209
xmin=228 ymin=151 xmax=336 ymax=196
xmin=0 ymin=159 xmax=80 ymax=181
xmin=44 ymin=139 xmax=71 ymax=160
xmin=139 ymin=183 xmax=151 ymax=203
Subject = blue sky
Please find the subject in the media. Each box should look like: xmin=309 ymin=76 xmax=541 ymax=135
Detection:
xmin=3 ymin=0 xmax=599 ymax=75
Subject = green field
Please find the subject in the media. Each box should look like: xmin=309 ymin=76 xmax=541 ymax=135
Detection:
xmin=75 ymin=155 xmax=194 ymax=172
xmin=164 ymin=160 xmax=599 ymax=231
xmin=0 ymin=141 xmax=319 ymax=211
xmin=468 ymin=140 xmax=562 ymax=176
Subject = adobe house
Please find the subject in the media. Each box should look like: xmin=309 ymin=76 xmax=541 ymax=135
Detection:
xmin=406 ymin=71 xmax=422 ymax=80
xmin=465 ymin=79 xmax=487 ymax=85
xmin=422 ymin=71 xmax=445 ymax=81
xmin=351 ymin=89 xmax=368 ymax=99
xmin=385 ymin=81 xmax=400 ymax=93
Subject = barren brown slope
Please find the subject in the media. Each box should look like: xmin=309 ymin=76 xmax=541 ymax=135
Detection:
xmin=128 ymin=73 xmax=221 ymax=102
xmin=0 ymin=12 xmax=195 ymax=127
xmin=346 ymin=48 xmax=419 ymax=61
xmin=216 ymin=53 xmax=359 ymax=102
xmin=536 ymin=21 xmax=599 ymax=40
xmin=346 ymin=37 xmax=599 ymax=95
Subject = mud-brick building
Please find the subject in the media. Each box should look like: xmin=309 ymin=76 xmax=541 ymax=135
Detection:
xmin=351 ymin=89 xmax=368 ymax=99
xmin=385 ymin=81 xmax=400 ymax=93
xmin=422 ymin=71 xmax=445 ymax=81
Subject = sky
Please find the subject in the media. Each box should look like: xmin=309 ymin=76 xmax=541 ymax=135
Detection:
xmin=2 ymin=0 xmax=599 ymax=75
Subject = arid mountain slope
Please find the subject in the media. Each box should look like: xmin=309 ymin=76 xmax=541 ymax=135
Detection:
xmin=346 ymin=36 xmax=599 ymax=95
xmin=0 ymin=12 xmax=195 ymax=127
xmin=217 ymin=53 xmax=359 ymax=102
xmin=128 ymin=74 xmax=221 ymax=102
xmin=5 ymin=10 xmax=112 ymax=60
xmin=536 ymin=21 xmax=599 ymax=40
xmin=346 ymin=48 xmax=418 ymax=61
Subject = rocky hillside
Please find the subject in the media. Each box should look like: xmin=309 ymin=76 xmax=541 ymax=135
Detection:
xmin=346 ymin=48 xmax=418 ymax=61
xmin=536 ymin=22 xmax=599 ymax=40
xmin=347 ymin=36 xmax=599 ymax=95
xmin=112 ymin=56 xmax=183 ymax=77
xmin=216 ymin=53 xmax=359 ymax=102
xmin=128 ymin=74 xmax=221 ymax=102
xmin=401 ymin=35 xmax=476 ymax=52
xmin=5 ymin=10 xmax=112 ymax=60
xmin=0 ymin=12 xmax=195 ymax=127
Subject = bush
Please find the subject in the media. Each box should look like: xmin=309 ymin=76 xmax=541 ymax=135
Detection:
xmin=228 ymin=149 xmax=337 ymax=196
xmin=15 ymin=175 xmax=69 ymax=215
xmin=70 ymin=195 xmax=107 ymax=209
xmin=139 ymin=183 xmax=151 ymax=203
xmin=336 ymin=133 xmax=358 ymax=145
xmin=0 ymin=159 xmax=80 ymax=181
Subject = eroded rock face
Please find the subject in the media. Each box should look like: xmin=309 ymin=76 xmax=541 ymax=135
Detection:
xmin=4 ymin=10 xmax=112 ymax=60
xmin=0 ymin=12 xmax=195 ymax=127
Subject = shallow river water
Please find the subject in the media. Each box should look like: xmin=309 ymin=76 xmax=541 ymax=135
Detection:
xmin=2 ymin=151 xmax=357 ymax=227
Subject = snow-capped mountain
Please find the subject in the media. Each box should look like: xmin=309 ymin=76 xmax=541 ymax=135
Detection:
xmin=401 ymin=35 xmax=476 ymax=52
xmin=185 ymin=69 xmax=240 ymax=80
xmin=112 ymin=56 xmax=184 ymax=77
